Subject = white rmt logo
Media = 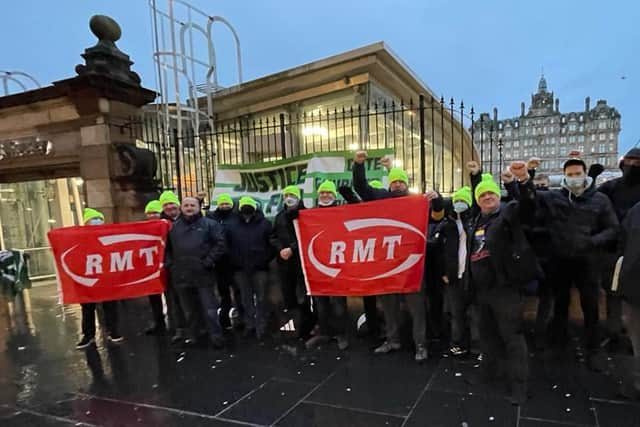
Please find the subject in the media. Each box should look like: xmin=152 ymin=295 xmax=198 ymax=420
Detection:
xmin=306 ymin=218 xmax=425 ymax=280
xmin=61 ymin=234 xmax=164 ymax=287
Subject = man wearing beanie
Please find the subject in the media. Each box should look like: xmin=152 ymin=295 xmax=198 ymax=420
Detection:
xmin=305 ymin=180 xmax=350 ymax=351
xmin=207 ymin=193 xmax=243 ymax=330
xmin=271 ymin=185 xmax=315 ymax=338
xmin=143 ymin=199 xmax=168 ymax=335
xmin=76 ymin=209 xmax=123 ymax=349
xmin=536 ymin=157 xmax=618 ymax=372
xmin=598 ymin=148 xmax=640 ymax=347
xmin=158 ymin=190 xmax=187 ymax=342
xmin=226 ymin=196 xmax=273 ymax=340
xmin=352 ymin=151 xmax=437 ymax=363
xmin=440 ymin=185 xmax=477 ymax=356
xmin=463 ymin=162 xmax=537 ymax=405
xmin=165 ymin=197 xmax=226 ymax=348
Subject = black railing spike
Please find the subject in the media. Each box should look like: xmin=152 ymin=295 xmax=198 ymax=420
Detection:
xmin=450 ymin=97 xmax=455 ymax=107
xmin=470 ymin=106 xmax=475 ymax=116
xmin=460 ymin=101 xmax=464 ymax=110
xmin=440 ymin=96 xmax=445 ymax=105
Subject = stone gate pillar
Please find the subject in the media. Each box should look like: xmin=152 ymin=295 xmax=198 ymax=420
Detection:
xmin=68 ymin=15 xmax=157 ymax=223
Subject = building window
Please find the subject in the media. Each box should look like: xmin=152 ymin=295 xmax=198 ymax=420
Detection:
xmin=578 ymin=145 xmax=584 ymax=152
xmin=560 ymin=136 xmax=567 ymax=144
xmin=591 ymin=145 xmax=596 ymax=153
xmin=599 ymin=133 xmax=606 ymax=141
xmin=609 ymin=143 xmax=614 ymax=152
xmin=578 ymin=135 xmax=585 ymax=142
xmin=515 ymin=121 xmax=519 ymax=128
xmin=609 ymin=132 xmax=615 ymax=140
xmin=569 ymin=124 xmax=577 ymax=131
xmin=598 ymin=121 xmax=607 ymax=129
xmin=569 ymin=136 xmax=576 ymax=143
xmin=579 ymin=114 xmax=584 ymax=121
xmin=598 ymin=143 xmax=605 ymax=152
xmin=591 ymin=134 xmax=596 ymax=142
xmin=505 ymin=130 xmax=511 ymax=137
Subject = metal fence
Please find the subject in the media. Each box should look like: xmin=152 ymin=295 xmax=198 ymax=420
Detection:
xmin=131 ymin=96 xmax=506 ymax=198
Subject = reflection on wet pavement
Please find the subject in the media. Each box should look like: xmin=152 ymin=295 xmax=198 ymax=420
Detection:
xmin=1 ymin=285 xmax=639 ymax=426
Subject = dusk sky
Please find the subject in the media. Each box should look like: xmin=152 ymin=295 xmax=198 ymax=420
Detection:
xmin=2 ymin=0 xmax=638 ymax=152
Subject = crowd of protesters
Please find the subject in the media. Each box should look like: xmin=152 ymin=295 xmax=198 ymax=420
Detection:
xmin=75 ymin=147 xmax=640 ymax=406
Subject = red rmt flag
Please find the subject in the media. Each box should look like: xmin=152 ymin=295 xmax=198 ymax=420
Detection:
xmin=294 ymin=196 xmax=429 ymax=296
xmin=47 ymin=220 xmax=171 ymax=304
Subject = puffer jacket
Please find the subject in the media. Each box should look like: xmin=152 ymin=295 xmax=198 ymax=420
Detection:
xmin=618 ymin=201 xmax=640 ymax=304
xmin=226 ymin=210 xmax=274 ymax=272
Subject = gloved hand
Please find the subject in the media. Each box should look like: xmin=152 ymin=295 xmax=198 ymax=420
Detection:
xmin=588 ymin=163 xmax=605 ymax=180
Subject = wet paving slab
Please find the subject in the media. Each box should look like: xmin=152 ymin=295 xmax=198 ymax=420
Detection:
xmin=2 ymin=285 xmax=640 ymax=426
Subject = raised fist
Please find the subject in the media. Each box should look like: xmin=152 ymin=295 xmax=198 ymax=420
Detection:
xmin=466 ymin=160 xmax=480 ymax=175
xmin=354 ymin=150 xmax=368 ymax=164
xmin=380 ymin=155 xmax=392 ymax=170
xmin=527 ymin=157 xmax=541 ymax=170
xmin=510 ymin=161 xmax=529 ymax=181
xmin=501 ymin=168 xmax=514 ymax=184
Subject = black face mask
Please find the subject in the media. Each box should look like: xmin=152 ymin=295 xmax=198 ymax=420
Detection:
xmin=240 ymin=206 xmax=255 ymax=216
xmin=623 ymin=165 xmax=640 ymax=183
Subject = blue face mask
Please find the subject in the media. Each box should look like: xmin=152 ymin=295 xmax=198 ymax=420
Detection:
xmin=453 ymin=201 xmax=469 ymax=214
xmin=87 ymin=218 xmax=104 ymax=225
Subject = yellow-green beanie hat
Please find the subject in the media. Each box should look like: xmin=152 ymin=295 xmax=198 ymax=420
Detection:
xmin=159 ymin=190 xmax=180 ymax=207
xmin=216 ymin=193 xmax=233 ymax=206
xmin=388 ymin=168 xmax=409 ymax=185
xmin=239 ymin=196 xmax=257 ymax=209
xmin=370 ymin=180 xmax=384 ymax=189
xmin=317 ymin=180 xmax=337 ymax=196
xmin=283 ymin=185 xmax=301 ymax=199
xmin=453 ymin=186 xmax=472 ymax=206
xmin=144 ymin=200 xmax=162 ymax=214
xmin=474 ymin=174 xmax=501 ymax=202
xmin=83 ymin=208 xmax=104 ymax=224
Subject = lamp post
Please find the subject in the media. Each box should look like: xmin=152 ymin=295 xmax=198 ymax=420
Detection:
xmin=498 ymin=138 xmax=504 ymax=173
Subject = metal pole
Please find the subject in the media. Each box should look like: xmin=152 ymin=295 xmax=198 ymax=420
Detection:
xmin=279 ymin=113 xmax=286 ymax=159
xmin=419 ymin=95 xmax=426 ymax=193
xmin=173 ymin=128 xmax=183 ymax=200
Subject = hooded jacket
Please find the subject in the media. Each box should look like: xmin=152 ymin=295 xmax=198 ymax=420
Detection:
xmin=226 ymin=210 xmax=274 ymax=272
xmin=598 ymin=170 xmax=640 ymax=223
xmin=165 ymin=213 xmax=226 ymax=288
xmin=537 ymin=179 xmax=619 ymax=258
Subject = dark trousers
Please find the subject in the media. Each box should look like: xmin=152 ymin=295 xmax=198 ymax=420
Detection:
xmin=602 ymin=253 xmax=624 ymax=337
xmin=176 ymin=287 xmax=222 ymax=340
xmin=425 ymin=274 xmax=445 ymax=338
xmin=165 ymin=286 xmax=186 ymax=332
xmin=534 ymin=278 xmax=554 ymax=343
xmin=279 ymin=261 xmax=314 ymax=336
xmin=234 ymin=270 xmax=268 ymax=335
xmin=381 ymin=287 xmax=427 ymax=347
xmin=81 ymin=301 xmax=119 ymax=338
xmin=549 ymin=258 xmax=600 ymax=350
xmin=217 ymin=266 xmax=243 ymax=328
xmin=477 ymin=287 xmax=528 ymax=384
xmin=622 ymin=301 xmax=640 ymax=391
xmin=446 ymin=281 xmax=478 ymax=348
xmin=363 ymin=296 xmax=380 ymax=336
xmin=315 ymin=296 xmax=348 ymax=336
xmin=148 ymin=294 xmax=165 ymax=328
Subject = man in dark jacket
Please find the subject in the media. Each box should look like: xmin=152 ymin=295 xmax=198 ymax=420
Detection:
xmin=617 ymin=201 xmax=640 ymax=399
xmin=352 ymin=150 xmax=437 ymax=363
xmin=226 ymin=196 xmax=273 ymax=339
xmin=538 ymin=158 xmax=619 ymax=371
xmin=464 ymin=163 xmax=537 ymax=405
xmin=158 ymin=191 xmax=186 ymax=342
xmin=305 ymin=181 xmax=350 ymax=351
xmin=439 ymin=186 xmax=476 ymax=356
xmin=270 ymin=185 xmax=314 ymax=338
xmin=207 ymin=193 xmax=243 ymax=330
xmin=598 ymin=148 xmax=640 ymax=345
xmin=165 ymin=197 xmax=226 ymax=348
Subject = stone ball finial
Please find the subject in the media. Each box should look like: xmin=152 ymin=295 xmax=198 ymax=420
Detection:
xmin=89 ymin=15 xmax=121 ymax=43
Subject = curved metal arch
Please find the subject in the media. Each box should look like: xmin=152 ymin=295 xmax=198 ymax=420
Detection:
xmin=0 ymin=70 xmax=41 ymax=96
xmin=207 ymin=15 xmax=243 ymax=84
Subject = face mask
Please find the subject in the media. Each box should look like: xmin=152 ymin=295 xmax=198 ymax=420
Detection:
xmin=284 ymin=196 xmax=299 ymax=208
xmin=240 ymin=206 xmax=255 ymax=216
xmin=218 ymin=205 xmax=232 ymax=212
xmin=87 ymin=219 xmax=104 ymax=225
xmin=318 ymin=196 xmax=336 ymax=207
xmin=623 ymin=165 xmax=640 ymax=182
xmin=565 ymin=176 xmax=585 ymax=191
xmin=453 ymin=201 xmax=469 ymax=213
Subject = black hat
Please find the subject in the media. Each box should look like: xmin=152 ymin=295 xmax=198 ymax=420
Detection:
xmin=563 ymin=158 xmax=587 ymax=172
xmin=624 ymin=148 xmax=640 ymax=159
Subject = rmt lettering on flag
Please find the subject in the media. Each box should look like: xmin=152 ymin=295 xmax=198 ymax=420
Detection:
xmin=48 ymin=220 xmax=171 ymax=304
xmin=294 ymin=196 xmax=429 ymax=296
